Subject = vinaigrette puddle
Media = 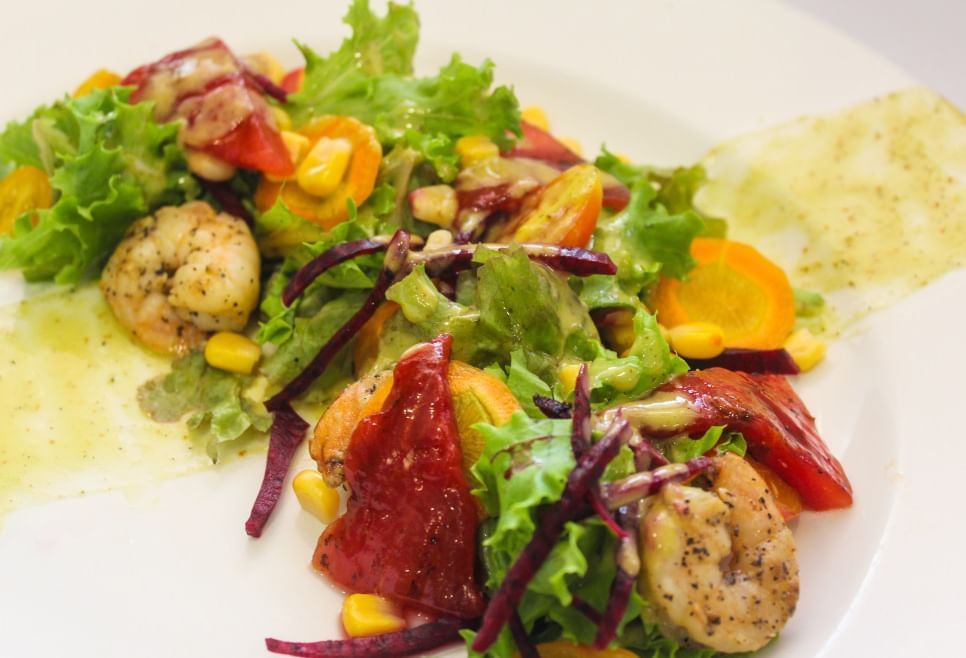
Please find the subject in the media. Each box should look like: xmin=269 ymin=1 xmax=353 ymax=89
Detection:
xmin=0 ymin=284 xmax=251 ymax=517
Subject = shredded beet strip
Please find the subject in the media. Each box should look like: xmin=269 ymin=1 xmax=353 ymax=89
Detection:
xmin=533 ymin=395 xmax=572 ymax=419
xmin=472 ymin=416 xmax=633 ymax=652
xmin=629 ymin=430 xmax=669 ymax=470
xmin=587 ymin=488 xmax=627 ymax=540
xmin=600 ymin=456 xmax=713 ymax=510
xmin=571 ymin=365 xmax=591 ymax=456
xmin=572 ymin=596 xmax=604 ymax=625
xmin=244 ymin=403 xmax=309 ymax=537
xmin=265 ymin=616 xmax=474 ymax=658
xmin=410 ymin=242 xmax=617 ymax=278
xmin=245 ymin=69 xmax=290 ymax=103
xmin=201 ymin=180 xmax=253 ymax=224
xmin=594 ymin=507 xmax=639 ymax=649
xmin=686 ymin=347 xmax=801 ymax=375
xmin=282 ymin=237 xmax=393 ymax=306
xmin=267 ymin=231 xmax=410 ymax=411
xmin=509 ymin=612 xmax=539 ymax=658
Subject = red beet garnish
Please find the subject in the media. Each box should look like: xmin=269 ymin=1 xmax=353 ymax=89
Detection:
xmin=571 ymin=365 xmax=592 ymax=455
xmin=244 ymin=403 xmax=309 ymax=538
xmin=648 ymin=368 xmax=853 ymax=510
xmin=472 ymin=415 xmax=632 ymax=651
xmin=244 ymin=68 xmax=289 ymax=103
xmin=594 ymin=507 xmax=638 ymax=649
xmin=410 ymin=242 xmax=617 ymax=278
xmin=282 ymin=236 xmax=392 ymax=307
xmin=314 ymin=335 xmax=484 ymax=618
xmin=533 ymin=395 xmax=572 ymax=419
xmin=509 ymin=612 xmax=539 ymax=658
xmin=600 ymin=457 xmax=713 ymax=510
xmin=686 ymin=347 xmax=801 ymax=375
xmin=457 ymin=183 xmax=521 ymax=214
xmin=266 ymin=231 xmax=410 ymax=411
xmin=265 ymin=616 xmax=473 ymax=657
xmin=200 ymin=180 xmax=252 ymax=224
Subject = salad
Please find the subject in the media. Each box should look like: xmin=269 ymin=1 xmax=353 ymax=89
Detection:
xmin=0 ymin=1 xmax=853 ymax=657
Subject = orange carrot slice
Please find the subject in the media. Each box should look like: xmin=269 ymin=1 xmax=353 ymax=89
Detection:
xmin=652 ymin=238 xmax=794 ymax=349
xmin=254 ymin=115 xmax=382 ymax=229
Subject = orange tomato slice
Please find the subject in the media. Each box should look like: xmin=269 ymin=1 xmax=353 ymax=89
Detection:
xmin=652 ymin=237 xmax=794 ymax=349
xmin=73 ymin=69 xmax=121 ymax=97
xmin=0 ymin=166 xmax=53 ymax=236
xmin=254 ymin=115 xmax=382 ymax=229
xmin=505 ymin=162 xmax=602 ymax=248
xmin=352 ymin=301 xmax=400 ymax=375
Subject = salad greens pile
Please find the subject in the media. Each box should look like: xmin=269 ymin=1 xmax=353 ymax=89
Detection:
xmin=0 ymin=1 xmax=727 ymax=656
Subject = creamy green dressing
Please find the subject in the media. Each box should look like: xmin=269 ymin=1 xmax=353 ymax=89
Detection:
xmin=0 ymin=285 xmax=244 ymax=516
xmin=697 ymin=87 xmax=966 ymax=332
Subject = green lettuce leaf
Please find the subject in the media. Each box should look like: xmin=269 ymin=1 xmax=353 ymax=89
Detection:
xmin=287 ymin=0 xmax=520 ymax=180
xmin=260 ymin=290 xmax=368 ymax=398
xmin=137 ymin=353 xmax=271 ymax=460
xmin=592 ymin=179 xmax=704 ymax=296
xmin=0 ymin=87 xmax=197 ymax=282
xmin=665 ymin=426 xmax=748 ymax=463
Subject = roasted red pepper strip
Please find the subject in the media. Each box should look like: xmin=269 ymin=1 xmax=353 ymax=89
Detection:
xmin=123 ymin=37 xmax=293 ymax=177
xmin=314 ymin=335 xmax=484 ymax=619
xmin=504 ymin=121 xmax=629 ymax=211
xmin=652 ymin=368 xmax=853 ymax=510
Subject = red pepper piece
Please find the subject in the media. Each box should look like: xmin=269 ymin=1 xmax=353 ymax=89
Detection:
xmin=655 ymin=368 xmax=853 ymax=510
xmin=314 ymin=335 xmax=484 ymax=619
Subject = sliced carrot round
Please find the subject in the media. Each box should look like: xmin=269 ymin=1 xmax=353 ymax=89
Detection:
xmin=652 ymin=237 xmax=794 ymax=349
xmin=254 ymin=115 xmax=382 ymax=229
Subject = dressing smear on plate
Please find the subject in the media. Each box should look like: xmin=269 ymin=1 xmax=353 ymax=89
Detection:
xmin=698 ymin=87 xmax=966 ymax=333
xmin=0 ymin=284 xmax=231 ymax=516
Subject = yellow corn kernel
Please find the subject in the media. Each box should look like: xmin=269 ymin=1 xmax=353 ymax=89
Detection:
xmin=557 ymin=362 xmax=583 ymax=396
xmin=243 ymin=51 xmax=286 ymax=84
xmin=204 ymin=331 xmax=261 ymax=375
xmin=784 ymin=328 xmax=826 ymax=372
xmin=341 ymin=594 xmax=406 ymax=638
xmin=265 ymin=130 xmax=311 ymax=183
xmin=521 ymin=105 xmax=550 ymax=131
xmin=559 ymin=136 xmax=583 ymax=156
xmin=297 ymin=136 xmax=353 ymax=197
xmin=455 ymin=135 xmax=499 ymax=165
xmin=410 ymin=185 xmax=458 ymax=227
xmin=270 ymin=105 xmax=293 ymax=132
xmin=292 ymin=469 xmax=341 ymax=523
xmin=667 ymin=322 xmax=725 ymax=360
xmin=73 ymin=68 xmax=122 ymax=98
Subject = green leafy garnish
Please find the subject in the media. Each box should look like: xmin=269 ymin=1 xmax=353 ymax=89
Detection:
xmin=286 ymin=0 xmax=520 ymax=180
xmin=137 ymin=353 xmax=270 ymax=460
xmin=0 ymin=87 xmax=197 ymax=282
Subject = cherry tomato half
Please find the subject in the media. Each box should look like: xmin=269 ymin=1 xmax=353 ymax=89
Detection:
xmin=504 ymin=162 xmax=602 ymax=248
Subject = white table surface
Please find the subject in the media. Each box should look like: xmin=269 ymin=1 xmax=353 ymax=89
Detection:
xmin=787 ymin=0 xmax=965 ymax=108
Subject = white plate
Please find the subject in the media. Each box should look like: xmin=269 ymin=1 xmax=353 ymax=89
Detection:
xmin=1 ymin=1 xmax=963 ymax=656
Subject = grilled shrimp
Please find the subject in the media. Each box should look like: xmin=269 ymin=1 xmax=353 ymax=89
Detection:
xmin=639 ymin=453 xmax=799 ymax=653
xmin=100 ymin=201 xmax=260 ymax=355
